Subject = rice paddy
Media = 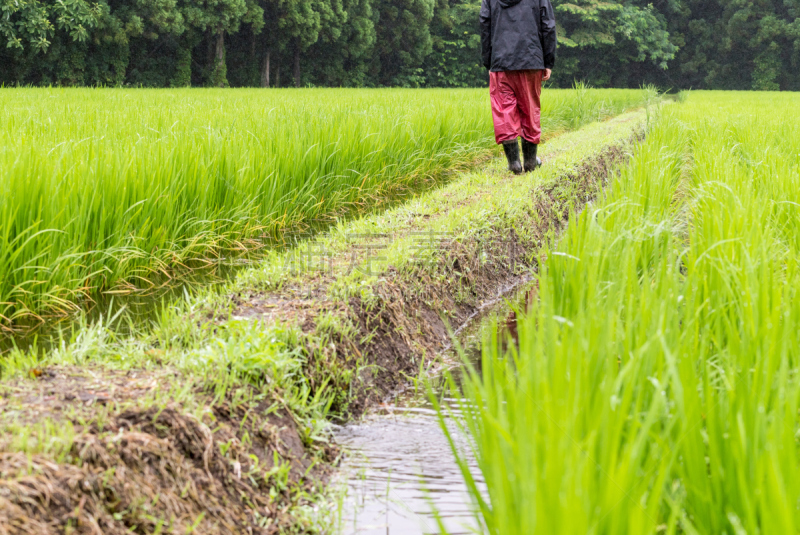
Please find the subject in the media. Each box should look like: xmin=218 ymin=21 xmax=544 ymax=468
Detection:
xmin=16 ymin=84 xmax=797 ymax=533
xmin=0 ymin=86 xmax=650 ymax=331
xmin=448 ymin=91 xmax=800 ymax=533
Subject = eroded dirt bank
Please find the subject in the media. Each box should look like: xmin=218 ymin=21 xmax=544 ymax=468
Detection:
xmin=0 ymin=109 xmax=650 ymax=533
xmin=0 ymin=370 xmax=332 ymax=534
xmin=230 ymin=136 xmax=639 ymax=415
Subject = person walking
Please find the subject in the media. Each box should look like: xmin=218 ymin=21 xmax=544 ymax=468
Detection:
xmin=480 ymin=0 xmax=557 ymax=174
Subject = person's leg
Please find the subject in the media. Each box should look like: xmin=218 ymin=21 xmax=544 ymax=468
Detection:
xmin=512 ymin=70 xmax=543 ymax=171
xmin=515 ymin=69 xmax=542 ymax=144
xmin=490 ymin=71 xmax=523 ymax=174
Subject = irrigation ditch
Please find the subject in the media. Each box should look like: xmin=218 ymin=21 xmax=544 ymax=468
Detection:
xmin=332 ymin=277 xmax=533 ymax=534
xmin=326 ymin=118 xmax=645 ymax=534
xmin=0 ymin=108 xmax=651 ymax=534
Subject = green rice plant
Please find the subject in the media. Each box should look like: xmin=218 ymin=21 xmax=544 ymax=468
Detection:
xmin=445 ymin=91 xmax=800 ymax=534
xmin=0 ymin=87 xmax=653 ymax=329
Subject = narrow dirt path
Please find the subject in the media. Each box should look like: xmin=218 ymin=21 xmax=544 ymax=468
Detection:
xmin=226 ymin=109 xmax=649 ymax=413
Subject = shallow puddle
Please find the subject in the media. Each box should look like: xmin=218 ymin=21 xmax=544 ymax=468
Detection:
xmin=334 ymin=397 xmax=484 ymax=535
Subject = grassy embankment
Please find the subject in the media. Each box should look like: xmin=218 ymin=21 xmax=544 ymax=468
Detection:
xmin=449 ymin=91 xmax=800 ymax=534
xmin=0 ymin=87 xmax=647 ymax=332
xmin=0 ymin=88 xmax=656 ymax=533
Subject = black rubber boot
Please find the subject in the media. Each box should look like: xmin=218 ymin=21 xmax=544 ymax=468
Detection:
xmin=502 ymin=140 xmax=523 ymax=175
xmin=521 ymin=138 xmax=542 ymax=172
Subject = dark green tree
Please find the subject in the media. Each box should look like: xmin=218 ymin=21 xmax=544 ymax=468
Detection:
xmin=4 ymin=0 xmax=800 ymax=90
xmin=550 ymin=0 xmax=677 ymax=86
xmin=0 ymin=0 xmax=103 ymax=84
xmin=302 ymin=0 xmax=375 ymax=86
xmin=421 ymin=0 xmax=483 ymax=87
xmin=371 ymin=0 xmax=435 ymax=86
xmin=181 ymin=0 xmax=263 ymax=86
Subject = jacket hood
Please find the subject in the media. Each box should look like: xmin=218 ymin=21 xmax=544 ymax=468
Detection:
xmin=498 ymin=0 xmax=523 ymax=8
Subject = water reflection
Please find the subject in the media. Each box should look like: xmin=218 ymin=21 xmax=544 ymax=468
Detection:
xmin=335 ymin=400 xmax=485 ymax=535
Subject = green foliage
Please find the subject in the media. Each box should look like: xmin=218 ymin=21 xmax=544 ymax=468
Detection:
xmin=171 ymin=43 xmax=192 ymax=87
xmin=372 ymin=0 xmax=435 ymax=86
xmin=0 ymin=0 xmax=100 ymax=53
xmin=301 ymin=0 xmax=376 ymax=87
xmin=661 ymin=0 xmax=800 ymax=91
xmin=549 ymin=0 xmax=677 ymax=86
xmin=421 ymin=0 xmax=484 ymax=87
xmin=2 ymin=0 xmax=797 ymax=88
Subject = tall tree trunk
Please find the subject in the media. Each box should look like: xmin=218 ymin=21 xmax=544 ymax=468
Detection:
xmin=293 ymin=43 xmax=301 ymax=88
xmin=275 ymin=64 xmax=280 ymax=88
xmin=207 ymin=29 xmax=214 ymax=68
xmin=215 ymin=29 xmax=225 ymax=86
xmin=261 ymin=50 xmax=271 ymax=88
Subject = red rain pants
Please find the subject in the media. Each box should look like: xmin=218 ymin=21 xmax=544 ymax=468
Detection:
xmin=489 ymin=69 xmax=543 ymax=145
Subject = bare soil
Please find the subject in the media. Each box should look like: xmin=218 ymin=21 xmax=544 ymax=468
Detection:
xmin=0 ymin=367 xmax=332 ymax=534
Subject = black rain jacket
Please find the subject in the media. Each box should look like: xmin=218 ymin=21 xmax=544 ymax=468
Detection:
xmin=480 ymin=0 xmax=557 ymax=72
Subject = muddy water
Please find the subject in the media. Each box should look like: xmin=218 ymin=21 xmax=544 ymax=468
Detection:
xmin=333 ymin=391 xmax=485 ymax=535
xmin=333 ymin=281 xmax=532 ymax=535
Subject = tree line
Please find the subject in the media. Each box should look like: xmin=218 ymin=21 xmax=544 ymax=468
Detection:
xmin=1 ymin=0 xmax=798 ymax=90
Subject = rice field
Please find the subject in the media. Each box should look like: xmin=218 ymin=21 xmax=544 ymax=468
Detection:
xmin=448 ymin=91 xmax=800 ymax=533
xmin=0 ymin=87 xmax=651 ymax=330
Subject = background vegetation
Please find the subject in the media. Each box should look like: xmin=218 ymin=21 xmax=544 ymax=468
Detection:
xmin=2 ymin=0 xmax=798 ymax=90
